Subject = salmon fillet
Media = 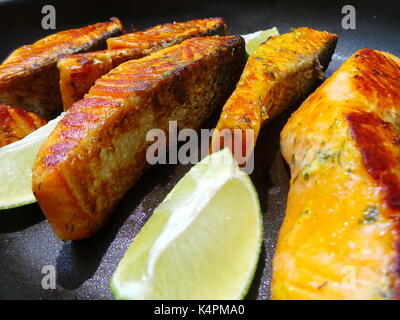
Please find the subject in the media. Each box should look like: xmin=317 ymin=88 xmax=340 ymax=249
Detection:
xmin=211 ymin=28 xmax=337 ymax=162
xmin=32 ymin=35 xmax=246 ymax=240
xmin=107 ymin=17 xmax=226 ymax=49
xmin=58 ymin=18 xmax=226 ymax=110
xmin=0 ymin=104 xmax=46 ymax=147
xmin=0 ymin=18 xmax=124 ymax=120
xmin=58 ymin=49 xmax=142 ymax=111
xmin=273 ymin=49 xmax=400 ymax=300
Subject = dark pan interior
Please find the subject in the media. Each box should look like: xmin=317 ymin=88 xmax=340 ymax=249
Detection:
xmin=0 ymin=0 xmax=399 ymax=300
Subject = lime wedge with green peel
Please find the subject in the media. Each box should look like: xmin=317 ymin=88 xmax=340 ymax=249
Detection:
xmin=0 ymin=113 xmax=65 ymax=210
xmin=110 ymin=148 xmax=262 ymax=300
xmin=243 ymin=27 xmax=280 ymax=55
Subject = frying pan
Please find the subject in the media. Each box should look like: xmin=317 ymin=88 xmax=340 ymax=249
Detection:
xmin=0 ymin=0 xmax=399 ymax=300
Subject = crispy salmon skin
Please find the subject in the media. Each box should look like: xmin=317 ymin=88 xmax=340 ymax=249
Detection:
xmin=58 ymin=18 xmax=227 ymax=110
xmin=273 ymin=49 xmax=400 ymax=300
xmin=33 ymin=35 xmax=246 ymax=240
xmin=0 ymin=18 xmax=124 ymax=120
xmin=211 ymin=27 xmax=337 ymax=161
xmin=0 ymin=104 xmax=46 ymax=147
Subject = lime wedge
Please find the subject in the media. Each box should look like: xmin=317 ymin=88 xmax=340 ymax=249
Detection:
xmin=110 ymin=148 xmax=262 ymax=300
xmin=242 ymin=27 xmax=280 ymax=56
xmin=0 ymin=113 xmax=65 ymax=210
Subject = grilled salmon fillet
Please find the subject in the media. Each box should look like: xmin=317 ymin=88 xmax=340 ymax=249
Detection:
xmin=107 ymin=18 xmax=226 ymax=49
xmin=0 ymin=104 xmax=46 ymax=147
xmin=211 ymin=28 xmax=337 ymax=162
xmin=58 ymin=49 xmax=142 ymax=111
xmin=272 ymin=49 xmax=400 ymax=300
xmin=58 ymin=18 xmax=227 ymax=110
xmin=32 ymin=35 xmax=246 ymax=241
xmin=0 ymin=18 xmax=124 ymax=120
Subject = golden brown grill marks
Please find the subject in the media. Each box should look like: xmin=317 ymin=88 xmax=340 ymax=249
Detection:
xmin=211 ymin=27 xmax=338 ymax=161
xmin=51 ymin=36 xmax=240 ymax=165
xmin=58 ymin=18 xmax=227 ymax=110
xmin=350 ymin=49 xmax=400 ymax=107
xmin=0 ymin=18 xmax=124 ymax=119
xmin=344 ymin=50 xmax=400 ymax=298
xmin=58 ymin=49 xmax=141 ymax=110
xmin=273 ymin=49 xmax=400 ymax=299
xmin=0 ymin=104 xmax=46 ymax=147
xmin=1 ymin=18 xmax=124 ymax=81
xmin=89 ymin=38 xmax=226 ymax=98
xmin=345 ymin=51 xmax=400 ymax=214
xmin=347 ymin=111 xmax=400 ymax=213
xmin=33 ymin=35 xmax=246 ymax=240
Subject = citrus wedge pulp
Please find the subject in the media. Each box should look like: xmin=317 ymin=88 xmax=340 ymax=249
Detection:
xmin=242 ymin=27 xmax=280 ymax=55
xmin=110 ymin=148 xmax=262 ymax=299
xmin=0 ymin=113 xmax=65 ymax=210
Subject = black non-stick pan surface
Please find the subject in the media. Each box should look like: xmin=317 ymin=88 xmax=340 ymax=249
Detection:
xmin=0 ymin=0 xmax=399 ymax=300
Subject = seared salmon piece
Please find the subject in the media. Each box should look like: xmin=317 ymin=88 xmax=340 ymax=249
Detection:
xmin=58 ymin=18 xmax=226 ymax=110
xmin=0 ymin=104 xmax=46 ymax=147
xmin=273 ymin=49 xmax=400 ymax=300
xmin=58 ymin=49 xmax=139 ymax=110
xmin=107 ymin=17 xmax=226 ymax=49
xmin=210 ymin=28 xmax=337 ymax=162
xmin=32 ymin=36 xmax=246 ymax=240
xmin=0 ymin=18 xmax=124 ymax=120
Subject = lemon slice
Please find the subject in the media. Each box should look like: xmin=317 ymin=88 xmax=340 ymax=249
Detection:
xmin=0 ymin=113 xmax=65 ymax=210
xmin=110 ymin=148 xmax=262 ymax=300
xmin=243 ymin=27 xmax=280 ymax=55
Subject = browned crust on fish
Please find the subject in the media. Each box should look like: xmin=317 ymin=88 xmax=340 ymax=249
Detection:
xmin=0 ymin=104 xmax=46 ymax=147
xmin=58 ymin=49 xmax=140 ymax=110
xmin=346 ymin=112 xmax=400 ymax=213
xmin=343 ymin=49 xmax=400 ymax=298
xmin=211 ymin=27 xmax=338 ymax=162
xmin=0 ymin=18 xmax=124 ymax=120
xmin=273 ymin=49 xmax=400 ymax=299
xmin=32 ymin=35 xmax=246 ymax=240
xmin=107 ymin=17 xmax=226 ymax=49
xmin=57 ymin=18 xmax=227 ymax=110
